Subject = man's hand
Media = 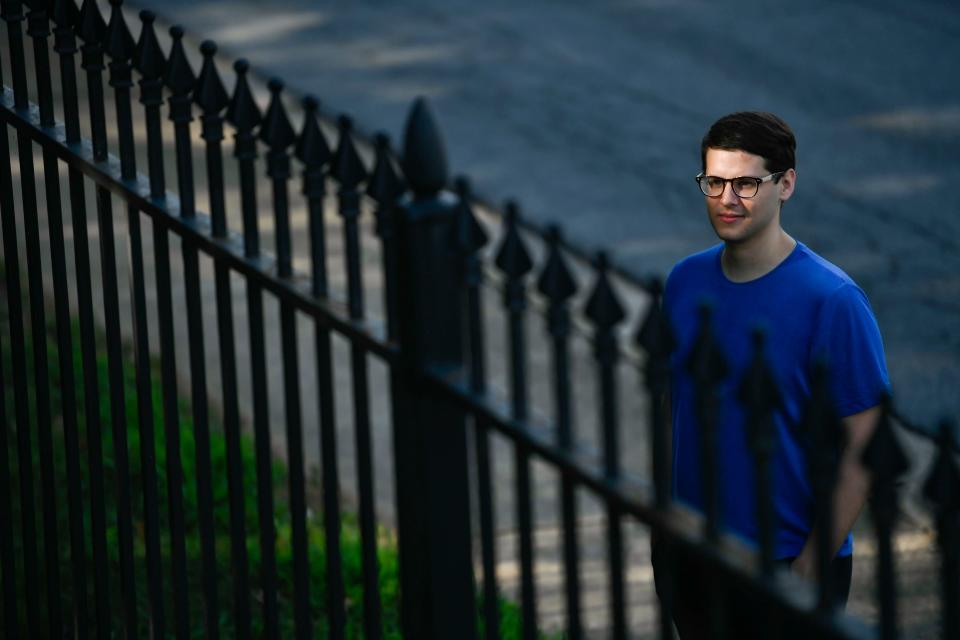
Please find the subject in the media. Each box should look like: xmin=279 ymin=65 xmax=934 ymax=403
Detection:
xmin=790 ymin=550 xmax=816 ymax=581
xmin=791 ymin=405 xmax=880 ymax=580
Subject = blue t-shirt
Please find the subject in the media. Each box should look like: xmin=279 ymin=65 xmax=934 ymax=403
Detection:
xmin=664 ymin=242 xmax=890 ymax=559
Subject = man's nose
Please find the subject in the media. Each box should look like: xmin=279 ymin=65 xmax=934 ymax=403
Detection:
xmin=720 ymin=181 xmax=741 ymax=205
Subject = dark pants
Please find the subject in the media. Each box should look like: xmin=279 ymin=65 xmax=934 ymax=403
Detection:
xmin=651 ymin=540 xmax=853 ymax=640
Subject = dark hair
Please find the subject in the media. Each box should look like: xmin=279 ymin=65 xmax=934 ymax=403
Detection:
xmin=700 ymin=112 xmax=796 ymax=174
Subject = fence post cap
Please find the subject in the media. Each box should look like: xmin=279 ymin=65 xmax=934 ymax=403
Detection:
xmin=165 ymin=26 xmax=196 ymax=94
xmin=367 ymin=133 xmax=406 ymax=205
xmin=104 ymin=0 xmax=134 ymax=61
xmin=402 ymin=97 xmax=448 ymax=199
xmin=494 ymin=202 xmax=534 ymax=280
xmin=537 ymin=225 xmax=577 ymax=302
xmin=226 ymin=59 xmax=262 ymax=129
xmin=134 ymin=10 xmax=166 ymax=78
xmin=331 ymin=116 xmax=367 ymax=189
xmin=296 ymin=95 xmax=330 ymax=166
xmin=260 ymin=78 xmax=296 ymax=149
xmin=77 ymin=0 xmax=107 ymax=44
xmin=194 ymin=40 xmax=229 ymax=113
xmin=585 ymin=251 xmax=626 ymax=328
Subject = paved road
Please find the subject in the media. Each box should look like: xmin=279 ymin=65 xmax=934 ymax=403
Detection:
xmin=147 ymin=0 xmax=960 ymax=427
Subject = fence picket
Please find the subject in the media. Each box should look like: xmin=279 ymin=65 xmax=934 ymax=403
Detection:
xmin=495 ymin=202 xmax=538 ymax=640
xmin=585 ymin=252 xmax=628 ymax=640
xmin=538 ymin=225 xmax=583 ymax=639
xmin=635 ymin=277 xmax=676 ymax=640
xmin=298 ymin=94 xmax=348 ymax=640
xmin=456 ymin=177 xmax=501 ymax=640
xmin=863 ymin=394 xmax=910 ymax=640
xmin=196 ymin=38 xmax=250 ymax=640
xmin=803 ymin=359 xmax=843 ymax=612
xmin=334 ymin=114 xmax=385 ymax=640
xmin=228 ymin=57 xmax=281 ymax=639
xmin=686 ymin=304 xmax=729 ymax=637
xmin=263 ymin=78 xmax=313 ymax=640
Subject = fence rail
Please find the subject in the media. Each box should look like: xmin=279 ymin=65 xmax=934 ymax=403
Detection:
xmin=0 ymin=1 xmax=958 ymax=639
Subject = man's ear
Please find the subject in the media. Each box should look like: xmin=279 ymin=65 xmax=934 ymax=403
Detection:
xmin=779 ymin=168 xmax=797 ymax=203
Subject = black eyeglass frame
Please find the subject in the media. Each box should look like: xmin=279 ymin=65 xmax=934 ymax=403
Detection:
xmin=695 ymin=171 xmax=786 ymax=199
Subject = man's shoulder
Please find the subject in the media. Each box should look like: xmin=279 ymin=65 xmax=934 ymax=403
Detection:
xmin=790 ymin=243 xmax=862 ymax=298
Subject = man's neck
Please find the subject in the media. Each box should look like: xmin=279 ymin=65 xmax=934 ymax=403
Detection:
xmin=721 ymin=229 xmax=797 ymax=283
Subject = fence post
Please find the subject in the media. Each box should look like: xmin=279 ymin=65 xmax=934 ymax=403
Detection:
xmin=392 ymin=97 xmax=478 ymax=640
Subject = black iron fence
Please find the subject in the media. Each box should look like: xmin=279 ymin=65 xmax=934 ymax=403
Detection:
xmin=0 ymin=0 xmax=958 ymax=638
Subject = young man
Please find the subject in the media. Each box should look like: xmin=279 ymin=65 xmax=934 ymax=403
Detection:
xmin=652 ymin=112 xmax=890 ymax=638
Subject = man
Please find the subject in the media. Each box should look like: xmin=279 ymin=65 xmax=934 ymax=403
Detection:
xmin=652 ymin=112 xmax=890 ymax=638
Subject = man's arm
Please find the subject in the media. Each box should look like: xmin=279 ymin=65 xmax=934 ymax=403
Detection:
xmin=790 ymin=405 xmax=880 ymax=579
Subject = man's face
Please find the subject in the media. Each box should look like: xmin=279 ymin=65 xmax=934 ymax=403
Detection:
xmin=702 ymin=148 xmax=795 ymax=247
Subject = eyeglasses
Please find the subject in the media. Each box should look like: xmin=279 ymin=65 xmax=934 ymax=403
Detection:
xmin=695 ymin=171 xmax=785 ymax=198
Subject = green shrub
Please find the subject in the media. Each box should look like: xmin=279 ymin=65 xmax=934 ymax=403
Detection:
xmin=0 ymin=271 xmax=546 ymax=638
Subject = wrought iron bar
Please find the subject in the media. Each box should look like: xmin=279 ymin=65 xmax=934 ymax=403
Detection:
xmin=635 ymin=278 xmax=674 ymax=508
xmin=131 ymin=11 xmax=174 ymax=636
xmin=227 ymin=58 xmax=280 ymax=637
xmin=167 ymin=26 xmax=195 ymax=216
xmin=537 ymin=225 xmax=582 ymax=640
xmin=686 ymin=303 xmax=728 ymax=637
xmin=739 ymin=328 xmax=783 ymax=638
xmin=368 ymin=145 xmax=406 ymax=637
xmin=262 ymin=78 xmax=313 ymax=640
xmin=739 ymin=328 xmax=781 ymax=576
xmin=803 ymin=359 xmax=842 ymax=613
xmin=862 ymin=394 xmax=909 ymax=640
xmin=166 ymin=25 xmax=222 ymax=640
xmin=494 ymin=201 xmax=537 ymax=640
xmin=635 ymin=276 xmax=675 ymax=640
xmin=584 ymin=251 xmax=628 ymax=640
xmin=95 ymin=166 xmax=140 ymax=638
xmin=264 ymin=80 xmax=295 ymax=278
xmin=454 ymin=177 xmax=500 ymax=640
xmin=297 ymin=93 xmax=346 ymax=640
xmin=197 ymin=40 xmax=228 ymax=238
xmin=369 ymin=133 xmax=404 ymax=343
xmin=334 ymin=114 xmax=384 ymax=639
xmin=192 ymin=36 xmax=231 ymax=640
xmin=214 ymin=263 xmax=253 ymax=639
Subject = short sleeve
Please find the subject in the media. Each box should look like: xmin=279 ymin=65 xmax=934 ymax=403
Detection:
xmin=810 ymin=284 xmax=891 ymax=417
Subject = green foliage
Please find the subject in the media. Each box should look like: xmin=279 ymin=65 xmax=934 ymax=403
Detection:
xmin=0 ymin=271 xmax=540 ymax=638
xmin=0 ymin=292 xmax=404 ymax=637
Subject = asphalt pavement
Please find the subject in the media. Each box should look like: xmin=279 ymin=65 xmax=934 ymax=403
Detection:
xmin=145 ymin=0 xmax=960 ymax=428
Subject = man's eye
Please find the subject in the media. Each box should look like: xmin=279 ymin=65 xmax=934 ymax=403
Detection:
xmin=706 ymin=178 xmax=725 ymax=190
xmin=734 ymin=178 xmax=756 ymax=191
